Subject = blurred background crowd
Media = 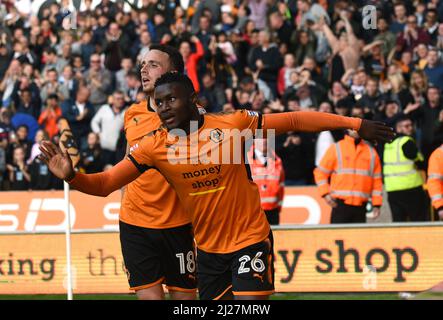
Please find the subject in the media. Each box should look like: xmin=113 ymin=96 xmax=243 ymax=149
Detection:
xmin=0 ymin=0 xmax=442 ymax=192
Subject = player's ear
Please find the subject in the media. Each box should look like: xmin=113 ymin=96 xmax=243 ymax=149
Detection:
xmin=189 ymin=92 xmax=198 ymax=105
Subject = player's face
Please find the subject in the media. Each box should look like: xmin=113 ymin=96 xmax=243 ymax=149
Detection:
xmin=154 ymin=83 xmax=195 ymax=130
xmin=140 ymin=50 xmax=172 ymax=94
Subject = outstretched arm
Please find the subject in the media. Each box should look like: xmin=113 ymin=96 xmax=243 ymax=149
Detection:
xmin=262 ymin=112 xmax=395 ymax=143
xmin=39 ymin=141 xmax=141 ymax=197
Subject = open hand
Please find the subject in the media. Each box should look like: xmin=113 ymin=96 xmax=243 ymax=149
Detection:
xmin=358 ymin=120 xmax=396 ymax=144
xmin=324 ymin=194 xmax=337 ymax=208
xmin=372 ymin=207 xmax=381 ymax=219
xmin=38 ymin=140 xmax=75 ymax=181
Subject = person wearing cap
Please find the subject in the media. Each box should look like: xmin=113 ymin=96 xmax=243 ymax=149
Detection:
xmin=383 ymin=116 xmax=429 ymax=222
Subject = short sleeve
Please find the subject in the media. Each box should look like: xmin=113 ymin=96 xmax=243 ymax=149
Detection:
xmin=127 ymin=136 xmax=155 ymax=173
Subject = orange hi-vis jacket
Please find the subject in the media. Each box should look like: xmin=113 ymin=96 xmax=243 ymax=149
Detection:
xmin=247 ymin=147 xmax=285 ymax=211
xmin=427 ymin=144 xmax=443 ymax=211
xmin=314 ymin=135 xmax=383 ymax=207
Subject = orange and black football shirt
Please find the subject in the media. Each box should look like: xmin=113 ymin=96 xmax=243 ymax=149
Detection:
xmin=129 ymin=110 xmax=270 ymax=253
xmin=120 ymin=99 xmax=191 ymax=229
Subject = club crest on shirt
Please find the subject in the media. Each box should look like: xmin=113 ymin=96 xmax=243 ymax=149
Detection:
xmin=210 ymin=128 xmax=224 ymax=143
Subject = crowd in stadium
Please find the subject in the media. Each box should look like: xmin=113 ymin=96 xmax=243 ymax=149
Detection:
xmin=0 ymin=0 xmax=442 ymax=199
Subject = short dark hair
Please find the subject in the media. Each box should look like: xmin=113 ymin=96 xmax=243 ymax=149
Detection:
xmin=395 ymin=114 xmax=412 ymax=126
xmin=127 ymin=70 xmax=139 ymax=78
xmin=47 ymin=93 xmax=59 ymax=101
xmin=154 ymin=72 xmax=195 ymax=94
xmin=149 ymin=44 xmax=185 ymax=73
xmin=16 ymin=124 xmax=29 ymax=131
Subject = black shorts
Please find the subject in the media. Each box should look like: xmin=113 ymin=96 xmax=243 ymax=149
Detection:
xmin=119 ymin=220 xmax=197 ymax=292
xmin=197 ymin=231 xmax=275 ymax=300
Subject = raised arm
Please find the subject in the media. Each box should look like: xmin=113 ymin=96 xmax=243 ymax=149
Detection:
xmin=342 ymin=14 xmax=359 ymax=47
xmin=39 ymin=141 xmax=141 ymax=197
xmin=261 ymin=112 xmax=395 ymax=143
xmin=321 ymin=20 xmax=339 ymax=54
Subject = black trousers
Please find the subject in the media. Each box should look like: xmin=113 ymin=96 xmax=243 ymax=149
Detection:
xmin=264 ymin=209 xmax=280 ymax=225
xmin=387 ymin=186 xmax=429 ymax=222
xmin=330 ymin=200 xmax=367 ymax=224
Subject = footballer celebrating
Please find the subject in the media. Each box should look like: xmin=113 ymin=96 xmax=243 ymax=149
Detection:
xmin=118 ymin=46 xmax=197 ymax=300
xmin=39 ymin=73 xmax=395 ymax=300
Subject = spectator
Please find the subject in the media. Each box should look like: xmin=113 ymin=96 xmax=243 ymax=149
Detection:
xmin=269 ymin=11 xmax=292 ymax=47
xmin=40 ymin=68 xmax=65 ymax=102
xmin=395 ymin=15 xmax=431 ymax=54
xmin=410 ymin=86 xmax=443 ymax=161
xmin=27 ymin=128 xmax=47 ymax=165
xmin=132 ymin=29 xmax=151 ymax=63
xmin=297 ymin=0 xmax=330 ymax=28
xmin=90 ymin=90 xmax=126 ymax=166
xmin=61 ymin=86 xmax=94 ymax=150
xmin=198 ymin=73 xmax=226 ymax=113
xmin=6 ymin=145 xmax=31 ymax=190
xmin=290 ymin=28 xmax=317 ymax=66
xmin=72 ymin=30 xmax=95 ymax=69
xmin=0 ymin=59 xmax=22 ymax=107
xmin=424 ymin=48 xmax=443 ymax=88
xmin=247 ymin=0 xmax=268 ymax=30
xmin=248 ymin=30 xmax=283 ymax=99
xmin=390 ymin=2 xmax=408 ymax=34
xmin=373 ymin=17 xmax=396 ymax=58
xmin=80 ymin=132 xmax=104 ymax=174
xmin=277 ymin=53 xmax=297 ymax=97
xmin=196 ymin=15 xmax=214 ymax=50
xmin=29 ymin=147 xmax=62 ymax=190
xmin=83 ymin=54 xmax=113 ymax=110
xmin=8 ymin=123 xmax=32 ymax=162
xmin=321 ymin=12 xmax=360 ymax=84
xmin=414 ymin=44 xmax=429 ymax=70
xmin=362 ymin=40 xmax=386 ymax=80
xmin=381 ymin=72 xmax=410 ymax=109
xmin=15 ymin=88 xmax=41 ymax=119
xmin=436 ymin=23 xmax=443 ymax=52
xmin=359 ymin=77 xmax=382 ymax=116
xmin=102 ymin=22 xmax=130 ymax=72
xmin=38 ymin=94 xmax=62 ymax=140
xmin=58 ymin=65 xmax=79 ymax=101
xmin=115 ymin=57 xmax=134 ymax=93
xmin=179 ymin=36 xmax=204 ymax=92
xmin=424 ymin=9 xmax=439 ymax=44
xmin=375 ymin=100 xmax=402 ymax=129
xmin=124 ymin=70 xmax=141 ymax=105
xmin=0 ymin=42 xmax=12 ymax=81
